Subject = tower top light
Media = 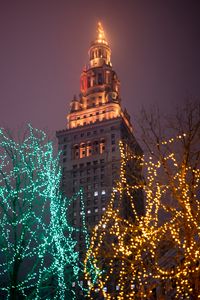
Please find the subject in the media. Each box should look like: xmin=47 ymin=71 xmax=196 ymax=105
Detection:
xmin=97 ymin=22 xmax=107 ymax=44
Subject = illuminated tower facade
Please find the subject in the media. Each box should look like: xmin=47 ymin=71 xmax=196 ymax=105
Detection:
xmin=56 ymin=22 xmax=144 ymax=237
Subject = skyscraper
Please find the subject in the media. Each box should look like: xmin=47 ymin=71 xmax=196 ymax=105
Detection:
xmin=56 ymin=20 xmax=144 ymax=244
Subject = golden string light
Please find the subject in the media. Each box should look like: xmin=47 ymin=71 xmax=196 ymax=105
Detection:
xmin=84 ymin=133 xmax=200 ymax=299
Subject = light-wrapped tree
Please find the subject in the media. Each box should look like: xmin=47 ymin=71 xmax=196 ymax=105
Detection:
xmin=0 ymin=125 xmax=88 ymax=299
xmin=85 ymin=101 xmax=200 ymax=299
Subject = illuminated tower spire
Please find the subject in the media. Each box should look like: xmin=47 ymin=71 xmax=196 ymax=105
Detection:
xmin=97 ymin=22 xmax=107 ymax=43
xmin=67 ymin=22 xmax=133 ymax=133
xmin=89 ymin=22 xmax=111 ymax=68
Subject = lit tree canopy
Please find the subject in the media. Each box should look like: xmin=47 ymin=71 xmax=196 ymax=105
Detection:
xmin=85 ymin=102 xmax=200 ymax=299
xmin=0 ymin=125 xmax=87 ymax=300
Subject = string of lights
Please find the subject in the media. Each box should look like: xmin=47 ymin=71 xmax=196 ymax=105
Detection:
xmin=84 ymin=133 xmax=200 ymax=299
xmin=0 ymin=125 xmax=89 ymax=299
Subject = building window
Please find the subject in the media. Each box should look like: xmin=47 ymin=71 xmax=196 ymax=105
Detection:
xmin=87 ymin=210 xmax=91 ymax=214
xmin=94 ymin=208 xmax=98 ymax=213
xmin=94 ymin=191 xmax=98 ymax=197
xmin=87 ymin=77 xmax=91 ymax=88
xmin=100 ymin=138 xmax=105 ymax=154
xmin=101 ymin=195 xmax=106 ymax=202
xmin=86 ymin=142 xmax=92 ymax=157
xmin=101 ymin=190 xmax=106 ymax=195
xmin=73 ymin=144 xmax=79 ymax=159
xmin=98 ymin=73 xmax=103 ymax=85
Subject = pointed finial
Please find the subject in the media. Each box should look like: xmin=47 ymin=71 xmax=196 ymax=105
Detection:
xmin=96 ymin=21 xmax=108 ymax=45
xmin=97 ymin=22 xmax=106 ymax=40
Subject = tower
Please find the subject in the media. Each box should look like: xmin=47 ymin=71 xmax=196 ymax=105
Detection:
xmin=56 ymin=21 xmax=144 ymax=272
xmin=57 ymin=21 xmax=144 ymax=224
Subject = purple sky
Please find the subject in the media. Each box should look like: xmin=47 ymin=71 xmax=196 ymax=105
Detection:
xmin=0 ymin=0 xmax=200 ymax=133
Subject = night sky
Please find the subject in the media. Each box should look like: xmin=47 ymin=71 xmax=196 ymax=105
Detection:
xmin=0 ymin=0 xmax=200 ymax=133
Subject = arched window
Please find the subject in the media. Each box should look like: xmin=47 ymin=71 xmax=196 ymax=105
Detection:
xmin=100 ymin=138 xmax=105 ymax=154
xmin=72 ymin=144 xmax=79 ymax=159
xmin=93 ymin=140 xmax=99 ymax=154
xmin=98 ymin=48 xmax=102 ymax=57
xmin=80 ymin=143 xmax=86 ymax=158
xmin=98 ymin=73 xmax=103 ymax=85
xmin=86 ymin=141 xmax=92 ymax=157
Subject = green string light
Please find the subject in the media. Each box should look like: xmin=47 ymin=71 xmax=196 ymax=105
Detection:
xmin=0 ymin=125 xmax=90 ymax=299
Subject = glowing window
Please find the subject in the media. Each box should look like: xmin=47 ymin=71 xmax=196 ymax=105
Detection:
xmin=101 ymin=190 xmax=106 ymax=195
xmin=94 ymin=191 xmax=98 ymax=197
